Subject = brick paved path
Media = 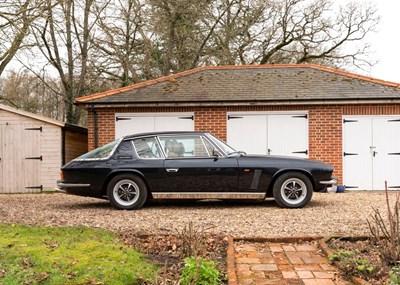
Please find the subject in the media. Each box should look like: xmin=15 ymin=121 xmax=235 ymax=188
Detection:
xmin=233 ymin=240 xmax=352 ymax=285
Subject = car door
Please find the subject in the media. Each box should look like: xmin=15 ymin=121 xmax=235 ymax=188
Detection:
xmin=159 ymin=135 xmax=239 ymax=193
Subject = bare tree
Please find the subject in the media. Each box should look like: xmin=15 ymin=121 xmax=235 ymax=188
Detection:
xmin=77 ymin=0 xmax=380 ymax=88
xmin=2 ymin=0 xmax=380 ymax=122
xmin=91 ymin=0 xmax=152 ymax=86
xmin=30 ymin=0 xmax=95 ymax=124
xmin=205 ymin=0 xmax=379 ymax=68
xmin=91 ymin=0 xmax=222 ymax=83
xmin=0 ymin=70 xmax=65 ymax=120
xmin=149 ymin=0 xmax=214 ymax=75
xmin=0 ymin=0 xmax=44 ymax=76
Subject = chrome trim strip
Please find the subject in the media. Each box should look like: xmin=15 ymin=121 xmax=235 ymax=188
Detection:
xmin=319 ymin=178 xmax=338 ymax=185
xmin=151 ymin=192 xmax=266 ymax=199
xmin=57 ymin=183 xmax=91 ymax=188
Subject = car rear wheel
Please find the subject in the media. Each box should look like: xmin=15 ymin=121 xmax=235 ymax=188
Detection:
xmin=107 ymin=174 xmax=147 ymax=210
xmin=273 ymin=172 xmax=313 ymax=208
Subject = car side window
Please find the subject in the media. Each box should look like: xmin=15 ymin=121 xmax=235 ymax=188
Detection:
xmin=133 ymin=137 xmax=162 ymax=159
xmin=159 ymin=135 xmax=212 ymax=158
xmin=114 ymin=140 xmax=134 ymax=157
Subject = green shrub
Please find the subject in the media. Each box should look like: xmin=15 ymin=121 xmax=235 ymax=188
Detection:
xmin=390 ymin=266 xmax=400 ymax=285
xmin=329 ymin=249 xmax=375 ymax=278
xmin=328 ymin=250 xmax=354 ymax=262
xmin=354 ymin=258 xmax=375 ymax=274
xmin=180 ymin=257 xmax=220 ymax=285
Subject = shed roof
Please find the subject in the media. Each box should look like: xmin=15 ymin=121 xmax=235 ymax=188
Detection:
xmin=75 ymin=64 xmax=400 ymax=107
xmin=0 ymin=103 xmax=65 ymax=127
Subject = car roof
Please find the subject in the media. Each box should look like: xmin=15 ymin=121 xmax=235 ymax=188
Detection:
xmin=123 ymin=131 xmax=209 ymax=140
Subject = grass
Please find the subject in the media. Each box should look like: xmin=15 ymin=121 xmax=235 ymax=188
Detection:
xmin=0 ymin=224 xmax=158 ymax=285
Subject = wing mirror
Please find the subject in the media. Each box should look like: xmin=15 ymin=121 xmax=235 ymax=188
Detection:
xmin=212 ymin=149 xmax=222 ymax=158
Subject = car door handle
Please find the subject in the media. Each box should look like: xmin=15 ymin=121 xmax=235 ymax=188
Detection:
xmin=166 ymin=168 xmax=179 ymax=173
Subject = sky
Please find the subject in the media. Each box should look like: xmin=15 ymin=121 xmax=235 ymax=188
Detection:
xmin=348 ymin=0 xmax=400 ymax=83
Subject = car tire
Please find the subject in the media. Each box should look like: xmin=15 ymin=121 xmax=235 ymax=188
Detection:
xmin=107 ymin=174 xmax=147 ymax=210
xmin=273 ymin=172 xmax=313 ymax=208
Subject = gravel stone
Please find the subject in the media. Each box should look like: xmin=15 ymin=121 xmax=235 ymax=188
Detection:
xmin=0 ymin=192 xmax=396 ymax=237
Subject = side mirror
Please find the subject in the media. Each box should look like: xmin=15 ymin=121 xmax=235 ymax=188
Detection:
xmin=212 ymin=149 xmax=222 ymax=158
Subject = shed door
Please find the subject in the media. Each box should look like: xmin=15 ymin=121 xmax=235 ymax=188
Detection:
xmin=1 ymin=125 xmax=41 ymax=193
xmin=343 ymin=116 xmax=400 ymax=190
xmin=115 ymin=113 xmax=194 ymax=138
xmin=227 ymin=112 xmax=308 ymax=157
xmin=24 ymin=126 xmax=42 ymax=192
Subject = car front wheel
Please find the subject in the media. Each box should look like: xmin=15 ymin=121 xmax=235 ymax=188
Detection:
xmin=107 ymin=174 xmax=147 ymax=210
xmin=273 ymin=172 xmax=313 ymax=208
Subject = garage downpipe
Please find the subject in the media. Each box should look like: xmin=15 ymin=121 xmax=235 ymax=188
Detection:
xmin=91 ymin=106 xmax=99 ymax=148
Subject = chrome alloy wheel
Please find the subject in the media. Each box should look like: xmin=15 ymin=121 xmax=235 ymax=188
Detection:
xmin=113 ymin=179 xmax=140 ymax=206
xmin=280 ymin=178 xmax=307 ymax=205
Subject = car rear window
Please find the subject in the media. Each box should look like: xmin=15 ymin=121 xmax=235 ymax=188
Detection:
xmin=76 ymin=139 xmax=120 ymax=160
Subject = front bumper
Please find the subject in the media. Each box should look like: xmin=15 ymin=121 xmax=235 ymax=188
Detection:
xmin=319 ymin=177 xmax=338 ymax=186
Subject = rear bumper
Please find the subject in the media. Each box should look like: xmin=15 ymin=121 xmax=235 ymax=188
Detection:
xmin=55 ymin=181 xmax=97 ymax=197
xmin=57 ymin=182 xmax=91 ymax=188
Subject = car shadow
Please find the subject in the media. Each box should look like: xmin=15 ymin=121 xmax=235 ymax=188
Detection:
xmin=61 ymin=199 xmax=111 ymax=210
xmin=60 ymin=197 xmax=278 ymax=210
xmin=144 ymin=199 xmax=277 ymax=209
xmin=60 ymin=196 xmax=329 ymax=210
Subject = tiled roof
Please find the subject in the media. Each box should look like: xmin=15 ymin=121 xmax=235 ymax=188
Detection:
xmin=75 ymin=64 xmax=400 ymax=106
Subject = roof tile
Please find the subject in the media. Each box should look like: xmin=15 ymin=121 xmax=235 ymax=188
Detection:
xmin=76 ymin=64 xmax=400 ymax=105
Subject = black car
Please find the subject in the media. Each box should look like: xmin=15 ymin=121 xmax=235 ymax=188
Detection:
xmin=57 ymin=132 xmax=337 ymax=209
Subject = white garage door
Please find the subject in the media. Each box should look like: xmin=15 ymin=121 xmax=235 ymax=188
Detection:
xmin=115 ymin=113 xmax=194 ymax=138
xmin=343 ymin=116 xmax=400 ymax=190
xmin=227 ymin=112 xmax=309 ymax=157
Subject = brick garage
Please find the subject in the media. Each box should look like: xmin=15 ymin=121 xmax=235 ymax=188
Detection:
xmin=76 ymin=64 xmax=400 ymax=189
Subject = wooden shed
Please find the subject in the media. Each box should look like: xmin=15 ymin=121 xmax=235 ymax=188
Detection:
xmin=0 ymin=104 xmax=87 ymax=193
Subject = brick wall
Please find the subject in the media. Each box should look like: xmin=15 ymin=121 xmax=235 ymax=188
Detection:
xmin=308 ymin=106 xmax=343 ymax=181
xmin=87 ymin=103 xmax=400 ymax=184
xmin=195 ymin=107 xmax=227 ymax=140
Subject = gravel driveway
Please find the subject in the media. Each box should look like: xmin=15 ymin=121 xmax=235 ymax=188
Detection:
xmin=0 ymin=192 xmax=396 ymax=238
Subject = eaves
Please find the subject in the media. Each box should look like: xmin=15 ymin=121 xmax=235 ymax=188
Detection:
xmin=76 ymin=98 xmax=400 ymax=109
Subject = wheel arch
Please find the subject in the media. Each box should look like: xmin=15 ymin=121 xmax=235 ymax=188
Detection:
xmin=101 ymin=170 xmax=152 ymax=198
xmin=266 ymin=169 xmax=316 ymax=197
